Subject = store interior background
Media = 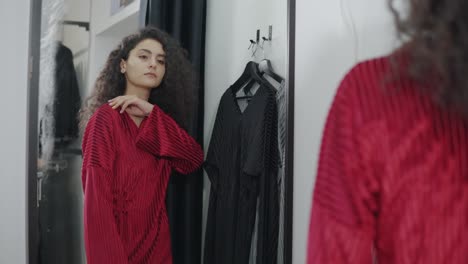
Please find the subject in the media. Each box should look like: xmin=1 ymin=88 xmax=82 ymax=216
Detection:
xmin=0 ymin=0 xmax=403 ymax=263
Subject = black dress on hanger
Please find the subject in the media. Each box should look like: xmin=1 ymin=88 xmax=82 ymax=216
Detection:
xmin=38 ymin=42 xmax=83 ymax=264
xmin=54 ymin=42 xmax=81 ymax=146
xmin=204 ymin=62 xmax=279 ymax=264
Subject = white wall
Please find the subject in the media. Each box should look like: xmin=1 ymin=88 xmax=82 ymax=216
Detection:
xmin=204 ymin=0 xmax=288 ymax=145
xmin=87 ymin=0 xmax=140 ymax=94
xmin=62 ymin=0 xmax=90 ymax=53
xmin=0 ymin=1 xmax=30 ymax=263
xmin=293 ymin=0 xmax=402 ymax=263
xmin=90 ymin=0 xmax=140 ymax=36
xmin=61 ymin=0 xmax=91 ymax=101
xmin=203 ymin=0 xmax=288 ymax=257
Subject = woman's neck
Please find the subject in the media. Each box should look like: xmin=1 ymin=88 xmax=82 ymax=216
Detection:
xmin=124 ymin=83 xmax=150 ymax=101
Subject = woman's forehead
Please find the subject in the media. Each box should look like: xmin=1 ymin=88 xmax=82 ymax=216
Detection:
xmin=134 ymin=39 xmax=165 ymax=55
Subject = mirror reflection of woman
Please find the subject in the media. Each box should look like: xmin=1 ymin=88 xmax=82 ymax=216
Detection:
xmin=79 ymin=26 xmax=203 ymax=264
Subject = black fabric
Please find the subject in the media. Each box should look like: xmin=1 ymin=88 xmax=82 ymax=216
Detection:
xmin=204 ymin=84 xmax=279 ymax=264
xmin=38 ymin=43 xmax=83 ymax=264
xmin=53 ymin=42 xmax=81 ymax=147
xmin=145 ymin=1 xmax=206 ymax=264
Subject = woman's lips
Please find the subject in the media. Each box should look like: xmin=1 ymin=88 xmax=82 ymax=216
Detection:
xmin=145 ymin=73 xmax=157 ymax=78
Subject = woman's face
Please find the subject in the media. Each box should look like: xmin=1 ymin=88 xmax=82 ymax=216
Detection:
xmin=120 ymin=38 xmax=166 ymax=89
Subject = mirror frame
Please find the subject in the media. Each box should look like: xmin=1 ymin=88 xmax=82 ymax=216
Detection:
xmin=26 ymin=0 xmax=296 ymax=262
xmin=284 ymin=0 xmax=296 ymax=262
xmin=27 ymin=0 xmax=42 ymax=262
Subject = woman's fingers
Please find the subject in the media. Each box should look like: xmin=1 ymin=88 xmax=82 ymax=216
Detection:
xmin=110 ymin=99 xmax=121 ymax=109
xmin=108 ymin=97 xmax=118 ymax=104
xmin=109 ymin=96 xmax=123 ymax=109
xmin=120 ymin=98 xmax=135 ymax=113
xmin=108 ymin=95 xmax=142 ymax=113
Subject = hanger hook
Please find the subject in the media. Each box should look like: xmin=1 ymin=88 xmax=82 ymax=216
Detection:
xmin=248 ymin=39 xmax=256 ymax=50
xmin=251 ymin=43 xmax=258 ymax=57
xmin=248 ymin=40 xmax=258 ymax=57
xmin=259 ymin=37 xmax=270 ymax=60
xmin=261 ymin=36 xmax=269 ymax=48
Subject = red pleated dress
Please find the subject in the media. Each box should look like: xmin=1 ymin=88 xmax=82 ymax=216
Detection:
xmin=82 ymin=104 xmax=203 ymax=264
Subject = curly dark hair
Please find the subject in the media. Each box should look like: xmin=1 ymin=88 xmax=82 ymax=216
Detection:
xmin=389 ymin=0 xmax=468 ymax=113
xmin=79 ymin=26 xmax=196 ymax=131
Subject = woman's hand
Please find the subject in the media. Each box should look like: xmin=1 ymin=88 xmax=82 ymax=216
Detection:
xmin=108 ymin=95 xmax=154 ymax=117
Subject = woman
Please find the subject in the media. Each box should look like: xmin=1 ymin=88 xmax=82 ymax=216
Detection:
xmin=80 ymin=26 xmax=203 ymax=264
xmin=308 ymin=1 xmax=468 ymax=263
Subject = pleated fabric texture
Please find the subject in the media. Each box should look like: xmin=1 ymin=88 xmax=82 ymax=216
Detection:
xmin=308 ymin=55 xmax=468 ymax=263
xmin=82 ymin=104 xmax=203 ymax=264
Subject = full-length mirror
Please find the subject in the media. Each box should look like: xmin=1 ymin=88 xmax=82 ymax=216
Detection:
xmin=36 ymin=0 xmax=89 ymax=263
xmin=28 ymin=0 xmax=295 ymax=263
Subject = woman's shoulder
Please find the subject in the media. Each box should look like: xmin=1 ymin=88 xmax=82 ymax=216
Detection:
xmin=88 ymin=103 xmax=119 ymax=127
xmin=337 ymin=53 xmax=416 ymax=99
xmin=337 ymin=54 xmax=433 ymax=126
xmin=343 ymin=55 xmax=393 ymax=85
xmin=95 ymin=103 xmax=119 ymax=117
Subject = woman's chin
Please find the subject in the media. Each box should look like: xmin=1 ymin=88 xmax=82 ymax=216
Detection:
xmin=139 ymin=82 xmax=160 ymax=90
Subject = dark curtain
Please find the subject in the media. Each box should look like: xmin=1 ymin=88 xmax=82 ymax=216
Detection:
xmin=144 ymin=1 xmax=207 ymax=264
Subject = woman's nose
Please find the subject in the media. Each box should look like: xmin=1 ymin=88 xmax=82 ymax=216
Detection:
xmin=149 ymin=58 xmax=157 ymax=68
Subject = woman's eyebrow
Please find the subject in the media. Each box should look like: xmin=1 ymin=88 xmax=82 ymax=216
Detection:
xmin=137 ymin=49 xmax=166 ymax=57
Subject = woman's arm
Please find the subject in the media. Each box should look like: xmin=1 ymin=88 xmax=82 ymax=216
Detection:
xmin=108 ymin=95 xmax=203 ymax=174
xmin=136 ymin=104 xmax=204 ymax=174
xmin=82 ymin=107 xmax=128 ymax=264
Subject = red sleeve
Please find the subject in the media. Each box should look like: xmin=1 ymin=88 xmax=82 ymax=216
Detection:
xmin=82 ymin=107 xmax=128 ymax=264
xmin=307 ymin=68 xmax=380 ymax=263
xmin=136 ymin=104 xmax=204 ymax=174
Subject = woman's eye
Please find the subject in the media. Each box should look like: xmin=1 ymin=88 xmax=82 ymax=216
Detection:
xmin=158 ymin=60 xmax=166 ymax=65
xmin=139 ymin=55 xmax=148 ymax=60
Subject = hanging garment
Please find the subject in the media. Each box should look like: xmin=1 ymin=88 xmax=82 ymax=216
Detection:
xmin=38 ymin=43 xmax=84 ymax=264
xmin=204 ymin=84 xmax=279 ymax=264
xmin=54 ymin=42 xmax=81 ymax=147
xmin=249 ymin=80 xmax=287 ymax=264
xmin=82 ymin=104 xmax=203 ymax=264
xmin=275 ymin=80 xmax=287 ymax=264
xmin=38 ymin=43 xmax=81 ymax=155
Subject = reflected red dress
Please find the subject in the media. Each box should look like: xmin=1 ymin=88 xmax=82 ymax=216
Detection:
xmin=82 ymin=104 xmax=203 ymax=264
xmin=308 ymin=56 xmax=468 ymax=263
